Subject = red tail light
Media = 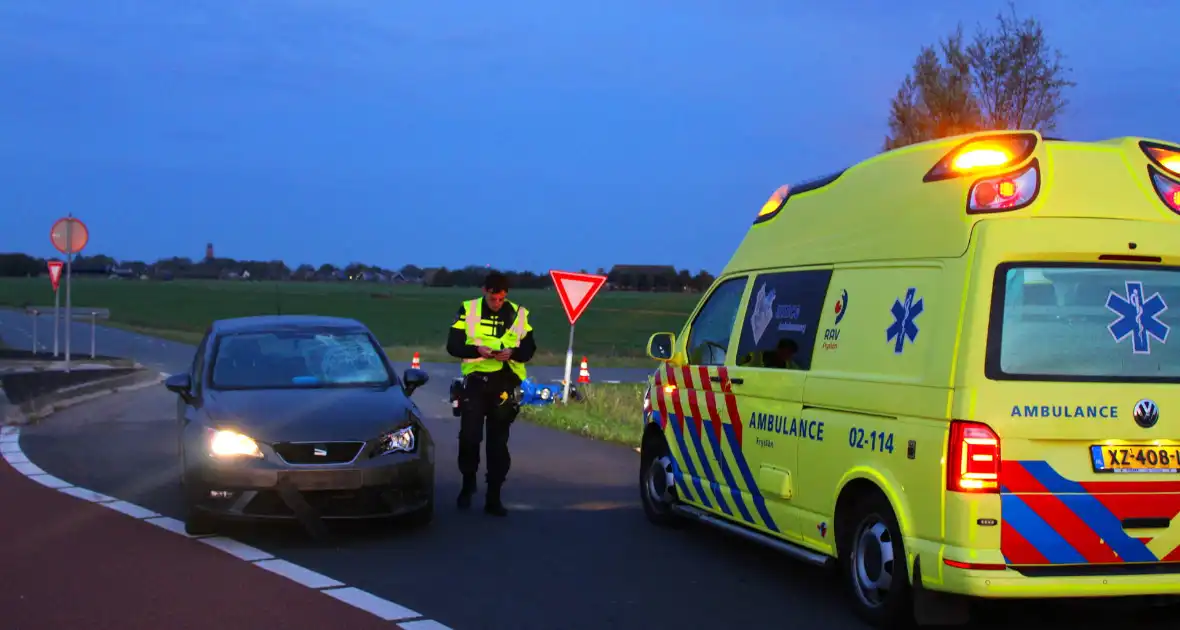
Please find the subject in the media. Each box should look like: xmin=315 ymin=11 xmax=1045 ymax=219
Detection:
xmin=947 ymin=421 xmax=1001 ymax=493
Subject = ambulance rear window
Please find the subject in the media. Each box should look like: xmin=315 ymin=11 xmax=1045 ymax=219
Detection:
xmin=986 ymin=263 xmax=1180 ymax=382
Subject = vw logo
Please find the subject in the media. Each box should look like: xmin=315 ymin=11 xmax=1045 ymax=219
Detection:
xmin=1133 ymin=399 xmax=1160 ymax=429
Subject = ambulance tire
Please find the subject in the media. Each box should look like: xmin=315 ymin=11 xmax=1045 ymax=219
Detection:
xmin=840 ymin=491 xmax=913 ymax=629
xmin=639 ymin=430 xmax=684 ymax=528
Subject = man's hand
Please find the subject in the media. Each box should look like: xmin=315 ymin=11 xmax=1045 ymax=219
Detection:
xmin=493 ymin=349 xmax=513 ymax=361
xmin=477 ymin=346 xmax=496 ymax=359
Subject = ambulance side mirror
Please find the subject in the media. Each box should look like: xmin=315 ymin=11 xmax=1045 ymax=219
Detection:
xmin=646 ymin=332 xmax=675 ymax=361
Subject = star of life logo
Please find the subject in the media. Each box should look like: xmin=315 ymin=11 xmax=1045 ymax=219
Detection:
xmin=886 ymin=287 xmax=923 ymax=354
xmin=1106 ymin=280 xmax=1170 ymax=354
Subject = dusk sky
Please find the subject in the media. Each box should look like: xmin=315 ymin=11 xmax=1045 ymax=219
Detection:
xmin=2 ymin=1 xmax=1177 ymax=274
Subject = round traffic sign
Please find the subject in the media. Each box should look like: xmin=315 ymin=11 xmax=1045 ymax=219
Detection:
xmin=50 ymin=217 xmax=89 ymax=255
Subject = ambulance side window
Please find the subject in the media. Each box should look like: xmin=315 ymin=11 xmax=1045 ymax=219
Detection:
xmin=686 ymin=276 xmax=749 ymax=366
xmin=734 ymin=269 xmax=831 ymax=370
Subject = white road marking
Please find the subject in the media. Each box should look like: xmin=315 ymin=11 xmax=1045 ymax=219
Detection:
xmin=11 ymin=461 xmax=46 ymax=476
xmin=142 ymin=515 xmax=218 ymax=538
xmin=2 ymin=451 xmax=29 ymax=465
xmin=103 ymin=500 xmax=161 ymax=519
xmin=199 ymin=536 xmax=274 ymax=562
xmin=401 ymin=620 xmax=456 ymax=630
xmin=60 ymin=486 xmax=117 ymax=503
xmin=1 ymin=424 xmax=455 ymax=628
xmin=28 ymin=473 xmax=73 ymax=489
xmin=322 ymin=587 xmax=421 ymax=621
xmin=255 ymin=559 xmax=345 ymax=589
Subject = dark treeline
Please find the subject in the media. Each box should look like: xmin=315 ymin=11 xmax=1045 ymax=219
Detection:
xmin=0 ymin=253 xmax=716 ymax=293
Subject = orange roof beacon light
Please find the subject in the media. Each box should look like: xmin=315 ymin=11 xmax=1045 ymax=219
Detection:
xmin=923 ymin=132 xmax=1039 ymax=183
xmin=754 ymin=184 xmax=791 ymax=224
xmin=1141 ymin=141 xmax=1180 ymax=176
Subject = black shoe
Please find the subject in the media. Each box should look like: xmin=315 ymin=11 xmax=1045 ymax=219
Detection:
xmin=485 ymin=484 xmax=508 ymax=517
xmin=456 ymin=477 xmax=476 ymax=509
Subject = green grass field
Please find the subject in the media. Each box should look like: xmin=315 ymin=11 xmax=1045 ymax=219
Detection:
xmin=0 ymin=278 xmax=698 ymax=367
xmin=519 ymin=382 xmax=645 ymax=446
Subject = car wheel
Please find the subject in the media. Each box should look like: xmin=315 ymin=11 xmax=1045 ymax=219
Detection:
xmin=184 ymin=508 xmax=218 ymax=537
xmin=840 ymin=492 xmax=913 ymax=628
xmin=639 ymin=435 xmax=683 ymax=528
xmin=180 ymin=477 xmax=218 ymax=536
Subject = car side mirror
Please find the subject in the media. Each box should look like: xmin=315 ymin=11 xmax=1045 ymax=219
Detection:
xmin=646 ymin=332 xmax=675 ymax=361
xmin=164 ymin=373 xmax=194 ymax=402
xmin=402 ymin=368 xmax=429 ymax=397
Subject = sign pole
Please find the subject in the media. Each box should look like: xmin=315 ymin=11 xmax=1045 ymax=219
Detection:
xmin=548 ymin=269 xmax=608 ymax=404
xmin=53 ymin=283 xmax=60 ymax=356
xmin=64 ymin=218 xmax=73 ymax=373
xmin=562 ymin=324 xmax=576 ymax=403
xmin=31 ymin=309 xmax=38 ymax=355
xmin=49 ymin=216 xmax=88 ymax=368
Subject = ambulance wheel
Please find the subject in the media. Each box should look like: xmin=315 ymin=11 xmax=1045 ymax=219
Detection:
xmin=840 ymin=492 xmax=913 ymax=628
xmin=639 ymin=430 xmax=683 ymax=528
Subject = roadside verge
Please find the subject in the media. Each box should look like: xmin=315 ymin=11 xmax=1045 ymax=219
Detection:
xmin=519 ymin=382 xmax=645 ymax=449
xmin=0 ymin=354 xmax=163 ymax=426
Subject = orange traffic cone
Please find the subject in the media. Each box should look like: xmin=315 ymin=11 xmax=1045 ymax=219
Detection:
xmin=577 ymin=356 xmax=591 ymax=383
xmin=411 ymin=351 xmax=421 ymax=369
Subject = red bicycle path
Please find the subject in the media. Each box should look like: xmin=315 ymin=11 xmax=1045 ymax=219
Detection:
xmin=0 ymin=456 xmax=409 ymax=630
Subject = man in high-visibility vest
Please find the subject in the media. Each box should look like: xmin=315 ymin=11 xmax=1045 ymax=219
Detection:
xmin=446 ymin=271 xmax=537 ymax=516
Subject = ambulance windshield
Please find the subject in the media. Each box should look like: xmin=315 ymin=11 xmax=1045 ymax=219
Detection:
xmin=991 ymin=264 xmax=1180 ymax=381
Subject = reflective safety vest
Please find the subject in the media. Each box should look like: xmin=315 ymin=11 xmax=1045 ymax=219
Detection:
xmin=459 ymin=298 xmax=531 ymax=381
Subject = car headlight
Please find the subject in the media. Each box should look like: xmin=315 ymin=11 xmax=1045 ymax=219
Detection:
xmin=207 ymin=428 xmax=263 ymax=458
xmin=376 ymin=425 xmax=415 ymax=455
xmin=539 ymin=387 xmax=551 ymax=401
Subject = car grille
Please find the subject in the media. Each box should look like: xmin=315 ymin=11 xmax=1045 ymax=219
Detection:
xmin=272 ymin=441 xmax=364 ymax=465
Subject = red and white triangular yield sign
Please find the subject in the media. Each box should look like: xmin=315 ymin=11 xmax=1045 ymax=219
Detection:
xmin=47 ymin=260 xmax=64 ymax=292
xmin=550 ymin=270 xmax=607 ymax=325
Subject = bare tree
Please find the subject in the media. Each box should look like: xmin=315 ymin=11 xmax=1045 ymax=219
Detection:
xmin=884 ymin=2 xmax=1075 ymax=150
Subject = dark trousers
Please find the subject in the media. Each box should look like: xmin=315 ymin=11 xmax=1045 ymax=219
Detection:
xmin=457 ymin=372 xmax=519 ymax=487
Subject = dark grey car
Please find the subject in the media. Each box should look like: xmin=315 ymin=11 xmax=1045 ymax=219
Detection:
xmin=164 ymin=315 xmax=434 ymax=536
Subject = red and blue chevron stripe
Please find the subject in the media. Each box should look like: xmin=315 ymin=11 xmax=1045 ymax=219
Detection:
xmin=1000 ymin=460 xmax=1180 ymax=565
xmin=651 ymin=365 xmax=779 ymax=533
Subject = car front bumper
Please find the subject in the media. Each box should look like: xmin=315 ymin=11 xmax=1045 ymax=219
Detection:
xmin=188 ymin=445 xmax=433 ymax=521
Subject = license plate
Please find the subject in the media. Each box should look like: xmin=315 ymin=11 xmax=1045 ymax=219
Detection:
xmin=282 ymin=470 xmax=364 ymax=491
xmin=1090 ymin=445 xmax=1180 ymax=473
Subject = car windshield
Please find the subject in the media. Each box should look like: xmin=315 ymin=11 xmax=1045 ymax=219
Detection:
xmin=209 ymin=329 xmax=393 ymax=389
xmin=990 ymin=264 xmax=1180 ymax=382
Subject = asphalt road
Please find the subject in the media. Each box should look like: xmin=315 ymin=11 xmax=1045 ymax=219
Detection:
xmin=6 ymin=308 xmax=1180 ymax=628
xmin=0 ymin=308 xmax=654 ymax=385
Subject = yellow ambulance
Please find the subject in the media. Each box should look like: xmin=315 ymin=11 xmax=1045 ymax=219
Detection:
xmin=638 ymin=131 xmax=1180 ymax=627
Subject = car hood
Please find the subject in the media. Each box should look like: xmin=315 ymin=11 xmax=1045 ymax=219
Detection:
xmin=202 ymin=386 xmax=415 ymax=444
